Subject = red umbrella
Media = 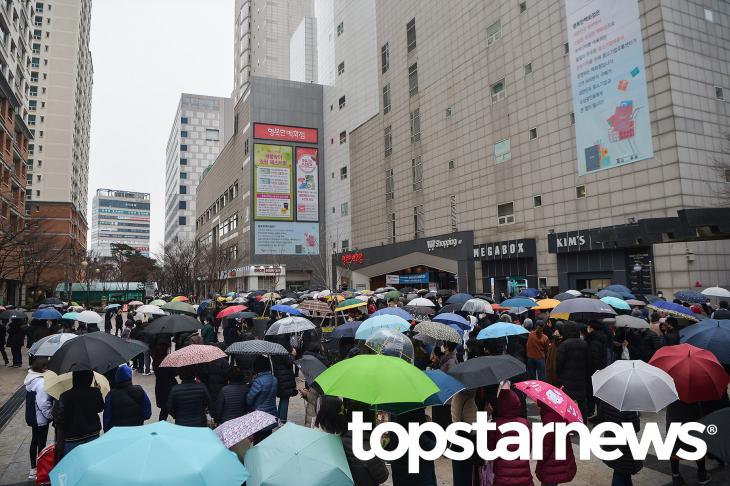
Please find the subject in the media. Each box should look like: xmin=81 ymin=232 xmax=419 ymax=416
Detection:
xmin=514 ymin=380 xmax=583 ymax=424
xmin=217 ymin=305 xmax=248 ymax=319
xmin=649 ymin=344 xmax=729 ymax=403
xmin=160 ymin=344 xmax=227 ymax=368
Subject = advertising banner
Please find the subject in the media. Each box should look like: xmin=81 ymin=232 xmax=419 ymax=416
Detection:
xmin=254 ymin=123 xmax=318 ymax=144
xmin=566 ymin=0 xmax=653 ymax=175
xmin=385 ymin=273 xmax=429 ymax=285
xmin=254 ymin=144 xmax=293 ymax=221
xmin=295 ymin=147 xmax=319 ymax=222
xmin=254 ymin=221 xmax=320 ymax=255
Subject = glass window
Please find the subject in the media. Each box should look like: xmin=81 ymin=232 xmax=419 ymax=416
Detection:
xmin=337 ymin=21 xmax=344 ymax=36
xmin=524 ymin=62 xmax=532 ymax=75
xmin=498 ymin=202 xmax=514 ymax=225
xmin=491 ymin=79 xmax=505 ymax=103
xmin=340 ymin=167 xmax=348 ymax=179
xmin=181 ymin=130 xmax=188 ymax=138
xmin=180 ymin=144 xmax=188 ymax=151
xmin=178 ymin=216 xmax=186 ymax=226
xmin=450 ymin=195 xmax=457 ymax=232
xmin=576 ymin=185 xmax=586 ymax=198
xmin=341 ymin=239 xmax=349 ymax=250
xmin=385 ymin=169 xmax=394 ymax=201
xmin=383 ymin=83 xmax=391 ymax=114
xmin=180 ymin=185 xmax=187 ymax=194
xmin=179 ymin=200 xmax=186 ymax=209
xmin=413 ymin=205 xmax=424 ymax=239
xmin=206 ymin=128 xmax=220 ymax=141
xmin=494 ymin=139 xmax=511 ymax=163
xmin=388 ymin=212 xmax=396 ymax=243
xmin=341 ymin=202 xmax=349 ymax=216
xmin=408 ymin=63 xmax=418 ymax=96
xmin=339 ymin=95 xmax=346 ymax=109
xmin=487 ymin=21 xmax=502 ymax=45
xmin=339 ymin=131 xmax=347 ymax=144
xmin=381 ymin=43 xmax=389 ymax=73
xmin=181 ymin=116 xmax=188 ymax=124
xmin=715 ymin=87 xmax=724 ymax=101
xmin=406 ymin=18 xmax=417 ymax=52
xmin=180 ymin=158 xmax=187 ymax=165
xmin=411 ymin=156 xmax=423 ymax=191
xmin=533 ymin=195 xmax=542 ymax=207
xmin=529 ymin=127 xmax=538 ymax=140
xmin=180 ymin=172 xmax=187 ymax=179
xmin=338 ymin=61 xmax=345 ymax=76
xmin=409 ymin=108 xmax=421 ymax=143
xmin=384 ymin=126 xmax=392 ymax=156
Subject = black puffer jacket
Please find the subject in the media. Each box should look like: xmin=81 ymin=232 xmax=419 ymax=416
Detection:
xmin=105 ymin=385 xmax=148 ymax=430
xmin=198 ymin=356 xmax=230 ymax=406
xmin=154 ymin=367 xmax=178 ymax=409
xmin=585 ymin=330 xmax=608 ymax=374
xmin=58 ymin=370 xmax=105 ymax=441
xmin=6 ymin=321 xmax=26 ymax=347
xmin=216 ymin=383 xmax=249 ymax=423
xmin=271 ymin=354 xmax=297 ymax=399
xmin=555 ymin=325 xmax=589 ymax=402
xmin=167 ymin=381 xmax=210 ymax=427
xmin=598 ymin=401 xmax=642 ymax=475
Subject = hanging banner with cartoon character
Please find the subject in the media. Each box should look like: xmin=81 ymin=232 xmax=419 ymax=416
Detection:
xmin=295 ymin=147 xmax=319 ymax=222
xmin=566 ymin=0 xmax=654 ymax=175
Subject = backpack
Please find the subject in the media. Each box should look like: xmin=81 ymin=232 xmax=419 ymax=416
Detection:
xmin=25 ymin=388 xmax=38 ymax=427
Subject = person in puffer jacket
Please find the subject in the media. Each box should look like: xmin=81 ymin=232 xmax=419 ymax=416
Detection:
xmin=535 ymin=404 xmax=576 ymax=486
xmin=24 ymin=357 xmax=54 ymax=480
xmin=216 ymin=366 xmax=249 ymax=424
xmin=487 ymin=387 xmax=534 ymax=486
xmin=103 ymin=365 xmax=152 ymax=432
xmin=246 ymin=356 xmax=278 ymax=442
xmin=167 ymin=365 xmax=210 ymax=427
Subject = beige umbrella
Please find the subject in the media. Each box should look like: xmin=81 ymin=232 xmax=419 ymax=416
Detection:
xmin=43 ymin=370 xmax=111 ymax=399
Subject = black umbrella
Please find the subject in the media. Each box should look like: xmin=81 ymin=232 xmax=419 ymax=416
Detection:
xmin=553 ymin=292 xmax=577 ymax=302
xmin=447 ymin=355 xmax=526 ymax=389
xmin=225 ymin=340 xmax=289 ymax=356
xmin=581 ymin=288 xmax=597 ymax=295
xmin=142 ymin=315 xmax=202 ymax=335
xmin=437 ymin=303 xmax=463 ymax=314
xmin=127 ymin=339 xmax=150 ymax=356
xmin=47 ymin=332 xmax=140 ymax=374
xmin=700 ymin=408 xmax=730 ymax=462
xmin=227 ymin=311 xmax=258 ymax=320
xmin=295 ymin=355 xmax=327 ymax=385
xmin=40 ymin=297 xmax=65 ymax=306
xmin=0 ymin=309 xmax=27 ymax=321
xmin=401 ymin=305 xmax=435 ymax=322
xmin=328 ymin=321 xmax=362 ymax=339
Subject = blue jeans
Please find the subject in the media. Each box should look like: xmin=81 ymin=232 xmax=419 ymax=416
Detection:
xmin=64 ymin=434 xmax=98 ymax=456
xmin=611 ymin=471 xmax=633 ymax=486
xmin=527 ymin=358 xmax=546 ymax=381
xmin=278 ymin=397 xmax=289 ymax=423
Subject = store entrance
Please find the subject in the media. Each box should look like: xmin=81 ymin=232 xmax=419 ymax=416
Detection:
xmin=370 ymin=266 xmax=457 ymax=291
xmin=573 ymin=274 xmax=612 ymax=291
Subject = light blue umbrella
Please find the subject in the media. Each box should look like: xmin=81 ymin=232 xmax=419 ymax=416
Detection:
xmin=50 ymin=421 xmax=248 ymax=486
xmin=62 ymin=311 xmax=81 ymax=320
xmin=32 ymin=308 xmax=62 ymax=320
xmin=476 ymin=322 xmax=529 ymax=340
xmin=245 ymin=423 xmax=353 ymax=486
xmin=372 ymin=307 xmax=414 ymax=321
xmin=605 ymin=284 xmax=636 ymax=298
xmin=500 ymin=297 xmax=536 ymax=308
xmin=601 ymin=296 xmax=631 ymax=311
xmin=104 ymin=303 xmax=121 ymax=311
xmin=355 ymin=314 xmax=410 ymax=340
xmin=271 ymin=304 xmax=303 ymax=316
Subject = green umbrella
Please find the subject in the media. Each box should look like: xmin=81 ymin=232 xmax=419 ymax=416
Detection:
xmin=150 ymin=299 xmax=167 ymax=306
xmin=335 ymin=298 xmax=367 ymax=312
xmin=160 ymin=301 xmax=197 ymax=316
xmin=315 ymin=354 xmax=438 ymax=405
xmin=244 ymin=423 xmax=352 ymax=486
xmin=383 ymin=290 xmax=402 ymax=300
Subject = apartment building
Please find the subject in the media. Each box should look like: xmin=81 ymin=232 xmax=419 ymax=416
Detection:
xmin=340 ymin=0 xmax=730 ymax=298
xmin=89 ymin=188 xmax=151 ymax=258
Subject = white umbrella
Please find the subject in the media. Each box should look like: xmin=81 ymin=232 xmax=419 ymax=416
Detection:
xmin=461 ymin=298 xmax=494 ymax=314
xmin=565 ymin=290 xmax=583 ymax=296
xmin=592 ymin=360 xmax=678 ymax=412
xmin=135 ymin=304 xmax=166 ymax=316
xmin=76 ymin=310 xmax=102 ymax=325
xmin=28 ymin=333 xmax=78 ymax=357
xmin=407 ymin=297 xmax=436 ymax=307
xmin=615 ymin=314 xmax=650 ymax=329
xmin=702 ymin=287 xmax=730 ymax=298
xmin=265 ymin=316 xmax=315 ymax=335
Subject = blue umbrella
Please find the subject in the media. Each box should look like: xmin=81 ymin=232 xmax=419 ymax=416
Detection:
xmin=604 ymin=284 xmax=636 ymax=299
xmin=476 ymin=322 xmax=529 ymax=340
xmin=500 ymin=297 xmax=536 ymax=308
xmin=104 ymin=303 xmax=121 ymax=311
xmin=32 ymin=308 xmax=62 ymax=320
xmin=432 ymin=312 xmax=470 ymax=330
xmin=329 ymin=321 xmax=362 ymax=339
xmin=647 ymin=300 xmax=698 ymax=321
xmin=379 ymin=369 xmax=467 ymax=414
xmin=597 ymin=289 xmax=624 ymax=299
xmin=62 ymin=311 xmax=81 ymax=321
xmin=197 ymin=299 xmax=212 ymax=316
xmin=372 ymin=307 xmax=414 ymax=321
xmin=519 ymin=288 xmax=540 ymax=298
xmin=600 ymin=296 xmax=631 ymax=311
xmin=680 ymin=319 xmax=730 ymax=363
xmin=446 ymin=293 xmax=474 ymax=305
xmin=355 ymin=315 xmax=410 ymax=340
xmin=271 ymin=304 xmax=303 ymax=316
xmin=674 ymin=290 xmax=709 ymax=304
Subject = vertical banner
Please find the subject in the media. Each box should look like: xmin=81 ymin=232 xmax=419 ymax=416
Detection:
xmin=295 ymin=147 xmax=319 ymax=221
xmin=253 ymin=144 xmax=293 ymax=221
xmin=566 ymin=0 xmax=653 ymax=175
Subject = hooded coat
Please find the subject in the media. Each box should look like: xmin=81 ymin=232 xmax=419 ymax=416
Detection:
xmin=58 ymin=370 xmax=104 ymax=442
xmin=103 ymin=365 xmax=151 ymax=431
xmin=487 ymin=389 xmax=534 ymax=486
xmin=24 ymin=370 xmax=54 ymax=426
xmin=535 ymin=406 xmax=577 ymax=484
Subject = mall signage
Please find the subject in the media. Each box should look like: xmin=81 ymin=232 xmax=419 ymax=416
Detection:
xmin=253 ymin=123 xmax=318 ymax=144
xmin=426 ymin=237 xmax=462 ymax=252
xmin=341 ymin=252 xmax=364 ymax=266
xmin=473 ymin=239 xmax=536 ymax=260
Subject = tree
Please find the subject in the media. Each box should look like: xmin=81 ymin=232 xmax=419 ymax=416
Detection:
xmin=154 ymin=239 xmax=198 ymax=296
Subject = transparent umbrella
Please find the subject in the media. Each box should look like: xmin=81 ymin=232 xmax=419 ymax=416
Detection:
xmin=365 ymin=328 xmax=414 ymax=363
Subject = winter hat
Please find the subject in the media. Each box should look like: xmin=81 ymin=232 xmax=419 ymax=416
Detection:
xmin=115 ymin=364 xmax=133 ymax=384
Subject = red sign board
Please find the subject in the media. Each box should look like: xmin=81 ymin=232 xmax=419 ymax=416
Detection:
xmin=341 ymin=252 xmax=364 ymax=266
xmin=254 ymin=123 xmax=318 ymax=144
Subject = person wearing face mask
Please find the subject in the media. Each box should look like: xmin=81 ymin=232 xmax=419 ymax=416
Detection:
xmin=436 ymin=342 xmax=458 ymax=372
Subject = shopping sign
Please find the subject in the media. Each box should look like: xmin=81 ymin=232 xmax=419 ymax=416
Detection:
xmin=254 ymin=123 xmax=318 ymax=144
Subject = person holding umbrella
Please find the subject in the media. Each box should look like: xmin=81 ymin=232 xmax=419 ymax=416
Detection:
xmin=487 ymin=385 xmax=533 ymax=486
xmin=24 ymin=357 xmax=54 ymax=480
xmin=596 ymin=399 xmax=643 ymax=486
xmin=56 ymin=370 xmax=105 ymax=456
xmin=104 ymin=309 xmax=113 ymax=334
xmin=103 ymin=364 xmax=151 ymax=431
xmin=215 ymin=366 xmax=249 ymax=424
xmin=245 ymin=356 xmax=278 ymax=440
xmin=167 ymin=365 xmax=211 ymax=427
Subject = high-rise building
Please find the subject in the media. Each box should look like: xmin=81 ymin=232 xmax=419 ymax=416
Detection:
xmin=89 ymin=188 xmax=151 ymax=258
xmin=289 ymin=16 xmax=317 ymax=84
xmin=164 ymin=94 xmax=232 ymax=248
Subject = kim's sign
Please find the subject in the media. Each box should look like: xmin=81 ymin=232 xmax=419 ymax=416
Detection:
xmin=473 ymin=239 xmax=536 ymax=260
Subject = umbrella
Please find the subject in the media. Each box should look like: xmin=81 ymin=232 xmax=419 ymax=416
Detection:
xmin=51 ymin=421 xmax=248 ymax=486
xmin=515 ymin=380 xmax=583 ymax=423
xmin=76 ymin=310 xmax=102 ymax=324
xmin=172 ymin=296 xmax=189 ymax=302
xmin=225 ymin=340 xmax=289 ymax=356
xmin=378 ymin=369 xmax=466 ymax=415
xmin=649 ymin=344 xmax=730 ymax=403
xmin=298 ymin=300 xmax=333 ymax=315
xmin=226 ymin=311 xmax=258 ymax=320
xmin=47 ymin=332 xmax=141 ymax=374
xmin=328 ymin=321 xmax=362 ymax=340
xmin=374 ymin=287 xmax=396 ymax=293
xmin=625 ymin=299 xmax=646 ymax=306
xmin=214 ymin=411 xmax=278 ymax=449
xmin=128 ymin=300 xmax=144 ymax=306
xmin=127 ymin=339 xmax=150 ymax=356
xmin=673 ymin=290 xmax=709 ymax=304
xmin=596 ymin=289 xmax=624 ymax=299
xmin=383 ymin=290 xmax=401 ymax=300
xmin=217 ymin=305 xmax=249 ymax=319
xmin=604 ymin=284 xmax=636 ymax=298
xmin=260 ymin=292 xmax=281 ymax=300
xmin=0 ymin=309 xmax=27 ymax=321
xmin=68 ymin=305 xmax=84 ymax=312
xmin=104 ymin=303 xmax=121 ymax=311
xmin=142 ymin=315 xmax=202 ymax=335
xmin=32 ymin=308 xmax=62 ymax=320
xmin=550 ymin=298 xmax=617 ymax=321
xmin=413 ymin=321 xmax=462 ymax=343
xmin=372 ymin=307 xmax=414 ymax=321
xmin=244 ymin=423 xmax=351 ymax=486
xmin=296 ymin=355 xmax=328 ymax=384
xmin=581 ymin=288 xmax=597 ymax=295
xmin=437 ymin=303 xmax=463 ymax=314
xmin=355 ymin=315 xmax=410 ymax=340
xmin=40 ymin=297 xmax=64 ymax=306
xmin=150 ymin=299 xmax=167 ymax=306
xmin=553 ymin=292 xmax=576 ymax=301
xmin=518 ymin=288 xmax=540 ymax=298
xmin=334 ymin=298 xmax=367 ymax=312
xmin=446 ymin=293 xmax=474 ymax=305
xmin=407 ymin=297 xmax=436 ymax=307
xmin=315 ymin=354 xmax=438 ymax=404
xmin=592 ymin=360 xmax=678 ymax=412
xmin=43 ymin=370 xmax=110 ymax=399
xmin=646 ymin=301 xmax=698 ymax=321
xmin=432 ymin=312 xmax=470 ymax=331
xmin=365 ymin=328 xmax=414 ymax=361
xmin=531 ymin=299 xmax=561 ymax=310
xmin=197 ymin=300 xmax=212 ymax=315
xmin=271 ymin=304 xmax=303 ymax=316
xmin=265 ymin=316 xmax=315 ymax=336
xmin=565 ymin=290 xmax=583 ymax=296
xmin=615 ymin=314 xmax=650 ymax=329
xmin=402 ymin=305 xmax=435 ymax=320
xmin=62 ymin=311 xmax=80 ymax=321
xmin=447 ymin=355 xmax=526 ymax=389
xmin=161 ymin=301 xmax=197 ymax=316
xmin=476 ymin=322 xmax=529 ymax=340
xmin=135 ymin=305 xmax=166 ymax=316
xmin=600 ymin=296 xmax=631 ymax=311
xmin=679 ymin=319 xmax=730 ymax=363
xmin=702 ymin=287 xmax=730 ymax=298
xmin=699 ymin=408 xmax=730 ymax=463
xmin=500 ymin=297 xmax=536 ymax=308
xmin=461 ymin=298 xmax=494 ymax=314
xmin=29 ymin=333 xmax=78 ymax=357
xmin=160 ymin=344 xmax=228 ymax=368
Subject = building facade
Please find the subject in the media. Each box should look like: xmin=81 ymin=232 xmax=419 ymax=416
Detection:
xmin=163 ymin=94 xmax=233 ymax=248
xmin=289 ymin=16 xmax=317 ymax=84
xmin=89 ymin=188 xmax=151 ymax=258
xmin=342 ymin=0 xmax=730 ymax=298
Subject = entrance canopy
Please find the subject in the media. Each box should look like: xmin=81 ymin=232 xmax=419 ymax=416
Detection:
xmin=352 ymin=252 xmax=457 ymax=278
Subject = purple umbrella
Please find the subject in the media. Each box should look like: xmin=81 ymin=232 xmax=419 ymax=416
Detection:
xmin=214 ymin=411 xmax=278 ymax=448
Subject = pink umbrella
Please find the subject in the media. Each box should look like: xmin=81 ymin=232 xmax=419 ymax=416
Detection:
xmin=214 ymin=411 xmax=278 ymax=448
xmin=514 ymin=380 xmax=583 ymax=424
xmin=160 ymin=344 xmax=227 ymax=368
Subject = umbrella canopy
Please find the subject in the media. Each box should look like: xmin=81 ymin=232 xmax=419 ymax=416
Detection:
xmin=413 ymin=321 xmax=462 ymax=343
xmin=446 ymin=293 xmax=474 ymax=305
xmin=29 ymin=332 xmax=78 ymax=357
xmin=47 ymin=332 xmax=140 ymax=374
xmin=76 ymin=310 xmax=102 ymax=325
xmin=383 ymin=290 xmax=402 ymax=300
xmin=315 ymin=354 xmax=438 ymax=405
xmin=197 ymin=300 xmax=212 ymax=315
xmin=225 ymin=340 xmax=289 ymax=357
xmin=43 ymin=370 xmax=110 ymax=399
xmin=374 ymin=287 xmax=396 ymax=293
xmin=699 ymin=408 xmax=730 ymax=463
xmin=461 ymin=298 xmax=493 ymax=314
xmin=604 ymin=284 xmax=636 ymax=299
xmin=150 ymin=299 xmax=167 ymax=306
xmin=401 ymin=305 xmax=435 ymax=321
xmin=355 ymin=315 xmax=410 ymax=340
xmin=615 ymin=314 xmax=650 ymax=329
xmin=214 ymin=411 xmax=278 ymax=449
xmin=646 ymin=301 xmax=698 ymax=321
xmin=217 ymin=305 xmax=249 ymax=319
xmin=0 ymin=309 xmax=27 ymax=321
xmin=597 ymin=289 xmax=624 ymax=299
xmin=128 ymin=300 xmax=144 ymax=306
xmin=135 ymin=305 xmax=166 ymax=316
xmin=142 ymin=315 xmax=202 ymax=335
xmin=260 ymin=292 xmax=281 ymax=300
xmin=592 ymin=360 xmax=678 ymax=412
xmin=550 ymin=298 xmax=617 ymax=321
xmin=500 ymin=297 xmax=536 ymax=308
xmin=160 ymin=301 xmax=197 ymax=316
xmin=372 ymin=307 xmax=413 ymax=321
xmin=104 ymin=304 xmax=121 ymax=311
xmin=32 ymin=308 xmax=62 ymax=320
xmin=476 ymin=322 xmax=528 ymax=340
xmin=553 ymin=292 xmax=577 ymax=302
xmin=171 ymin=296 xmax=189 ymax=302
xmin=531 ymin=299 xmax=561 ymax=310
xmin=335 ymin=298 xmax=367 ymax=312
xmin=581 ymin=288 xmax=597 ymax=295
xmin=226 ymin=312 xmax=258 ymax=320
xmin=437 ymin=303 xmax=464 ymax=314
xmin=407 ymin=297 xmax=436 ymax=307
xmin=600 ymin=296 xmax=631 ymax=311
xmin=328 ymin=321 xmax=362 ymax=340
xmin=244 ymin=423 xmax=351 ymax=486
xmin=379 ymin=369 xmax=466 ymax=415
xmin=365 ymin=329 xmax=414 ymax=361
xmin=515 ymin=380 xmax=583 ymax=423
xmin=271 ymin=304 xmax=303 ymax=316
xmin=51 ymin=421 xmax=248 ymax=486
xmin=625 ymin=299 xmax=646 ymax=307
xmin=296 ymin=355 xmax=328 ymax=384
xmin=680 ymin=319 xmax=730 ymax=363
xmin=447 ymin=355 xmax=526 ymax=389
xmin=432 ymin=312 xmax=470 ymax=331
xmin=265 ymin=316 xmax=315 ymax=336
xmin=649 ymin=344 xmax=730 ymax=403
xmin=160 ymin=344 xmax=227 ymax=368
xmin=702 ymin=286 xmax=730 ymax=298
xmin=518 ymin=288 xmax=540 ymax=298
xmin=673 ymin=290 xmax=709 ymax=304
xmin=62 ymin=311 xmax=80 ymax=321
xmin=565 ymin=290 xmax=583 ymax=296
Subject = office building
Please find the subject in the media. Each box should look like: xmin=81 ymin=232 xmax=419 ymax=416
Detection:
xmin=163 ymin=94 xmax=232 ymax=248
xmin=289 ymin=16 xmax=317 ymax=83
xmin=89 ymin=188 xmax=151 ymax=258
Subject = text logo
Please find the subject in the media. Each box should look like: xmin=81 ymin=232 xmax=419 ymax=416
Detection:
xmin=426 ymin=238 xmax=461 ymax=251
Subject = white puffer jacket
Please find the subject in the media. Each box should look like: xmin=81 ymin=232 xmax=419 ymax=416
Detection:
xmin=24 ymin=371 xmax=54 ymax=427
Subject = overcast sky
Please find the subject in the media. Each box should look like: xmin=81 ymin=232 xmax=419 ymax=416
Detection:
xmin=87 ymin=0 xmax=234 ymax=255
